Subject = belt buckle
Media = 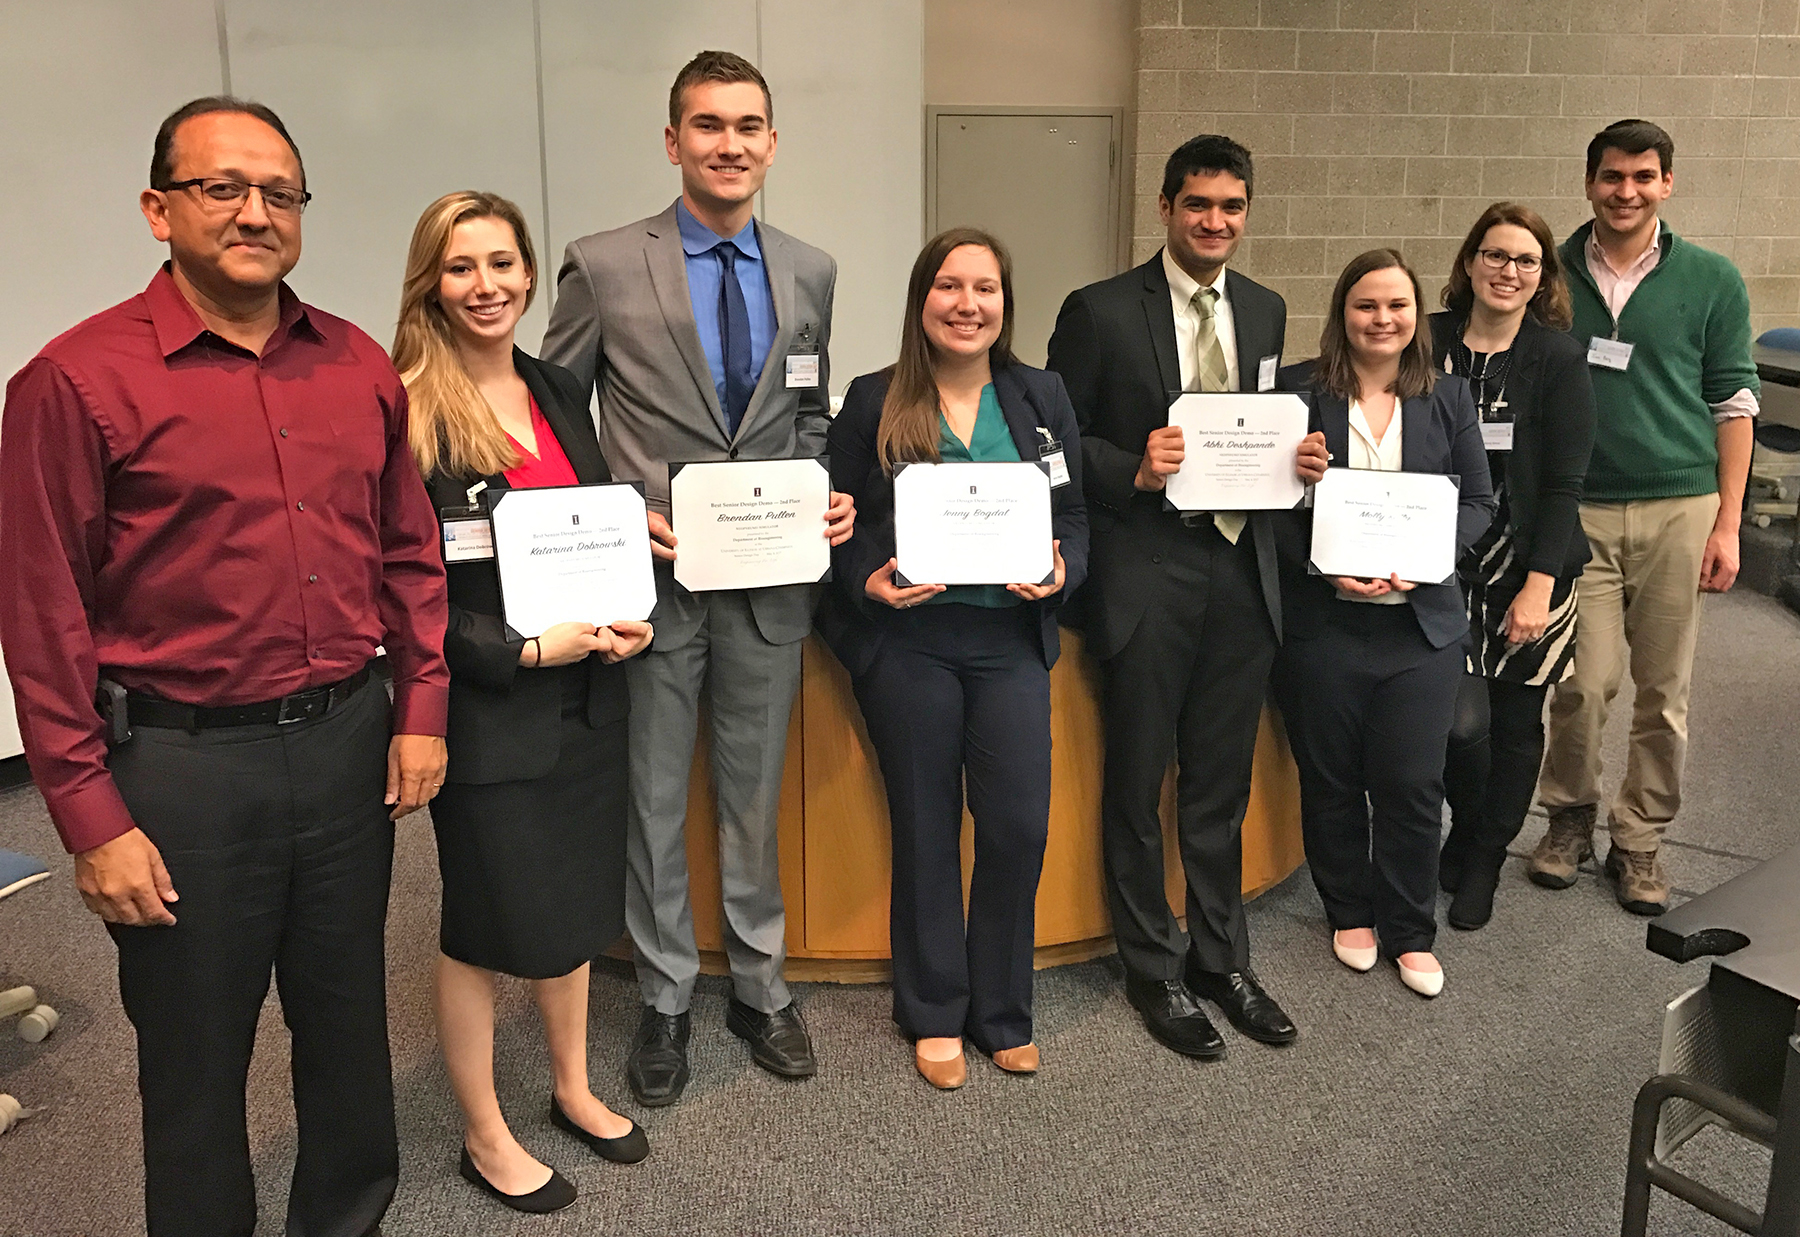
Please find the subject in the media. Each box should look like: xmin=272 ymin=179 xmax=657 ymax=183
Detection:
xmin=276 ymin=688 xmax=329 ymax=725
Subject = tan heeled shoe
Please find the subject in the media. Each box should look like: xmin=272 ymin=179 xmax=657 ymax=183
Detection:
xmin=991 ymin=1043 xmax=1040 ymax=1074
xmin=914 ymin=1046 xmax=967 ymax=1090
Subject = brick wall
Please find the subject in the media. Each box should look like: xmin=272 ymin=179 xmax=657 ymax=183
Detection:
xmin=1135 ymin=0 xmax=1800 ymax=353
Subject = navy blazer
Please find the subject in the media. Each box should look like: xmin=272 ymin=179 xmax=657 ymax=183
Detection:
xmin=817 ymin=361 xmax=1090 ymax=677
xmin=1278 ymin=376 xmax=1497 ymax=651
xmin=1046 ymin=254 xmax=1290 ymax=657
xmin=425 ymin=348 xmax=630 ymax=785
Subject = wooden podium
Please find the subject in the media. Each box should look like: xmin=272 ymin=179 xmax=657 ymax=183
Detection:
xmin=663 ymin=631 xmax=1304 ymax=982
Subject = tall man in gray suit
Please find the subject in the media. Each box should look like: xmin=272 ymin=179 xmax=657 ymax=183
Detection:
xmin=542 ymin=50 xmax=852 ymax=1106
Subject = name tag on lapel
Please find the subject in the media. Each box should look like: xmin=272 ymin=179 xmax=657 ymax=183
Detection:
xmin=786 ymin=321 xmax=821 ymax=388
xmin=1588 ymin=337 xmax=1634 ymax=371
xmin=1257 ymin=354 xmax=1279 ymax=392
xmin=441 ymin=514 xmax=494 ymax=563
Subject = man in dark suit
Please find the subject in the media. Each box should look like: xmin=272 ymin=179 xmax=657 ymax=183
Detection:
xmin=1047 ymin=134 xmax=1324 ymax=1059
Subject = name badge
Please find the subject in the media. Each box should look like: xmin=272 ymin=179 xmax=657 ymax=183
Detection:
xmin=1588 ymin=337 xmax=1634 ymax=371
xmin=1040 ymin=445 xmax=1070 ymax=488
xmin=1257 ymin=354 xmax=1280 ymax=392
xmin=785 ymin=353 xmax=820 ymax=389
xmin=1481 ymin=421 xmax=1515 ymax=452
xmin=442 ymin=515 xmax=494 ymax=563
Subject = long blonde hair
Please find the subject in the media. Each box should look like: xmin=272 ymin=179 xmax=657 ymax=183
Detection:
xmin=392 ymin=191 xmax=539 ymax=478
xmin=875 ymin=228 xmax=1016 ymax=472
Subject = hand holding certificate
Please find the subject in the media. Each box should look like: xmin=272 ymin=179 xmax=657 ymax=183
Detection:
xmin=1308 ymin=468 xmax=1459 ymax=585
xmin=1164 ymin=393 xmax=1312 ymax=511
xmin=893 ymin=461 xmax=1054 ymax=586
xmin=488 ymin=483 xmax=658 ymax=635
xmin=670 ymin=458 xmax=833 ymax=592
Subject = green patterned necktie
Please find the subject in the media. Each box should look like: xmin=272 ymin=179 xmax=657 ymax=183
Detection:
xmin=1189 ymin=284 xmax=1243 ymax=543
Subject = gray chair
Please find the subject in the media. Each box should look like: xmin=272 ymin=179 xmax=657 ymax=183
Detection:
xmin=0 ymin=847 xmax=57 ymax=1136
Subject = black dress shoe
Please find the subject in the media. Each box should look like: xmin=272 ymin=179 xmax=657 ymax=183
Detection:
xmin=1184 ymin=963 xmax=1298 ymax=1046
xmin=1123 ymin=974 xmax=1225 ymax=1060
xmin=626 ymin=1007 xmax=690 ymax=1107
xmin=726 ymin=997 xmax=818 ymax=1077
xmin=550 ymin=1095 xmax=649 ymax=1164
xmin=458 ymin=1145 xmax=576 ymax=1214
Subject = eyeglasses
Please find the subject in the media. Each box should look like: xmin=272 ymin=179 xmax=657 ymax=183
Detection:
xmin=1476 ymin=247 xmax=1542 ymax=274
xmin=165 ymin=178 xmax=312 ymax=215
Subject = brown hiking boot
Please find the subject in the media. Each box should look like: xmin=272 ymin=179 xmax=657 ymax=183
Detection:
xmin=1527 ymin=805 xmax=1595 ymax=889
xmin=1604 ymin=846 xmax=1670 ymax=916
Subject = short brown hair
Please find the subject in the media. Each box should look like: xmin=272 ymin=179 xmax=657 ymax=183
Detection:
xmin=1586 ymin=118 xmax=1673 ymax=178
xmin=1316 ymin=249 xmax=1437 ymax=403
xmin=1441 ymin=201 xmax=1573 ymax=331
xmin=668 ymin=50 xmax=772 ymax=129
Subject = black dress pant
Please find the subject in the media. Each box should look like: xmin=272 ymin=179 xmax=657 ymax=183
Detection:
xmin=1283 ymin=602 xmax=1461 ymax=958
xmin=106 ymin=678 xmax=397 ymax=1237
xmin=1100 ymin=521 xmax=1274 ymax=979
xmin=852 ymin=604 xmax=1050 ymax=1052
xmin=1444 ymin=674 xmax=1552 ymax=859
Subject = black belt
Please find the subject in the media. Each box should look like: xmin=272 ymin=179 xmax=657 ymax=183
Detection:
xmin=125 ymin=666 xmax=372 ymax=731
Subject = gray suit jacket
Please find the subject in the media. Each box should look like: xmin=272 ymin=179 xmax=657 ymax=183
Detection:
xmin=541 ymin=201 xmax=838 ymax=649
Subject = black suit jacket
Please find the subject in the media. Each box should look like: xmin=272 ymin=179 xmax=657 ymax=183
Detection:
xmin=1046 ymin=252 xmax=1288 ymax=659
xmin=816 ymin=360 xmax=1090 ymax=678
xmin=1277 ymin=377 xmax=1497 ymax=651
xmin=1427 ymin=312 xmax=1595 ymax=582
xmin=425 ymin=348 xmax=630 ymax=785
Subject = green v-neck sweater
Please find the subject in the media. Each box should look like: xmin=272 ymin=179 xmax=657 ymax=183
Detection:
xmin=1558 ymin=221 xmax=1759 ymax=503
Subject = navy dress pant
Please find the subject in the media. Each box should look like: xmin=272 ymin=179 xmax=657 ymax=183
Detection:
xmin=1282 ymin=602 xmax=1461 ymax=958
xmin=106 ymin=678 xmax=397 ymax=1237
xmin=852 ymin=604 xmax=1051 ymax=1052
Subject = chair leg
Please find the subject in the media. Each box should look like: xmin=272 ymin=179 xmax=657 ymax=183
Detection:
xmin=1621 ymin=1073 xmax=1777 ymax=1237
xmin=1762 ymin=1030 xmax=1800 ymax=1237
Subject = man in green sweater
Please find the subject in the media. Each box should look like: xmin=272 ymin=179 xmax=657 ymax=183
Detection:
xmin=1530 ymin=119 xmax=1759 ymax=915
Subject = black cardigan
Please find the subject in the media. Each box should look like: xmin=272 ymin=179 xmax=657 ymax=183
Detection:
xmin=1277 ymin=376 xmax=1497 ymax=651
xmin=424 ymin=348 xmax=629 ymax=786
xmin=816 ymin=361 xmax=1090 ymax=678
xmin=1426 ymin=311 xmax=1595 ymax=582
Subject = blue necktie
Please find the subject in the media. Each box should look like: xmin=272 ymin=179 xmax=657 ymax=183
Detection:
xmin=716 ymin=242 xmax=754 ymax=436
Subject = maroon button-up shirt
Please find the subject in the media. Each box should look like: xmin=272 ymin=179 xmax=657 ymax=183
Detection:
xmin=0 ymin=267 xmax=449 ymax=854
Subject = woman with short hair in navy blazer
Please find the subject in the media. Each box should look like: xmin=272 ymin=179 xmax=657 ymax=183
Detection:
xmin=395 ymin=192 xmax=653 ymax=1214
xmin=818 ymin=228 xmax=1088 ymax=1088
xmin=1279 ymin=249 xmax=1495 ymax=999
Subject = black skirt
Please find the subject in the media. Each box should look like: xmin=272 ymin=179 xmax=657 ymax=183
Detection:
xmin=431 ymin=668 xmax=628 ymax=979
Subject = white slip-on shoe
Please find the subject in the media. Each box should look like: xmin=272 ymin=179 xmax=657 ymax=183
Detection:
xmin=1331 ymin=931 xmax=1378 ymax=973
xmin=1397 ymin=954 xmax=1445 ymax=999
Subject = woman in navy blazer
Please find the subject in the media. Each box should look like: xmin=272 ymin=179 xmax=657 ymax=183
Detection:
xmin=1277 ymin=250 xmax=1494 ymax=999
xmin=395 ymin=192 xmax=653 ymax=1214
xmin=819 ymin=228 xmax=1087 ymax=1088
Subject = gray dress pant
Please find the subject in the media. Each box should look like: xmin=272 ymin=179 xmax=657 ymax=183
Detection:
xmin=625 ymin=589 xmax=803 ymax=1014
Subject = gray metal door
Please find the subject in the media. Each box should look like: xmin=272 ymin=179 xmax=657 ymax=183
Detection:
xmin=929 ymin=110 xmax=1121 ymax=367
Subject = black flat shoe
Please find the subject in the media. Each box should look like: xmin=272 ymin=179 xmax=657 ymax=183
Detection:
xmin=550 ymin=1096 xmax=649 ymax=1164
xmin=1448 ymin=854 xmax=1504 ymax=930
xmin=458 ymin=1145 xmax=576 ymax=1215
xmin=726 ymin=997 xmax=818 ymax=1078
xmin=626 ymin=1006 xmax=691 ymax=1107
xmin=1184 ymin=963 xmax=1298 ymax=1046
xmin=1123 ymin=974 xmax=1225 ymax=1060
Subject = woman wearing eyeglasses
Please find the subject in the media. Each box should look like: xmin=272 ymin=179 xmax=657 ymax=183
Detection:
xmin=394 ymin=191 xmax=654 ymax=1214
xmin=1430 ymin=204 xmax=1596 ymax=930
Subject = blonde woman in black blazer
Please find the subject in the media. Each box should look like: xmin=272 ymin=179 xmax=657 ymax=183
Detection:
xmin=394 ymin=192 xmax=653 ymax=1214
xmin=1277 ymin=250 xmax=1494 ymax=1000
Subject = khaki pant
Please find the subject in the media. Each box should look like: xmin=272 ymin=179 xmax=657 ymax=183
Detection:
xmin=1538 ymin=493 xmax=1719 ymax=851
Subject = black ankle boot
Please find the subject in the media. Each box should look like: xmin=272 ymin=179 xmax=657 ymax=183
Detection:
xmin=1448 ymin=849 xmax=1505 ymax=930
xmin=1439 ymin=826 xmax=1473 ymax=894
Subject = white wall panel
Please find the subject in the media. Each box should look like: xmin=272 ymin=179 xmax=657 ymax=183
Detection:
xmin=0 ymin=0 xmax=222 ymax=763
xmin=536 ymin=0 xmax=758 ymax=292
xmin=760 ymin=0 xmax=923 ymax=386
xmin=222 ymin=0 xmax=547 ymax=349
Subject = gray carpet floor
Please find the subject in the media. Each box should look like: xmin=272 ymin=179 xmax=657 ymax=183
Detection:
xmin=1 ymin=590 xmax=1795 ymax=1236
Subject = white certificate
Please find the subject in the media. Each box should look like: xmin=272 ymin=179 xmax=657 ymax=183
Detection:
xmin=1309 ymin=468 xmax=1459 ymax=585
xmin=893 ymin=461 xmax=1053 ymax=586
xmin=1164 ymin=393 xmax=1310 ymax=511
xmin=488 ymin=483 xmax=657 ymax=636
xmin=670 ymin=458 xmax=831 ymax=592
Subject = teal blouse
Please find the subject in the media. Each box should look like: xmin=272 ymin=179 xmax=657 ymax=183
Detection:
xmin=924 ymin=383 xmax=1024 ymax=609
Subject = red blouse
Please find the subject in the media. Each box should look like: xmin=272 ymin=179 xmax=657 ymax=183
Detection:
xmin=503 ymin=397 xmax=579 ymax=489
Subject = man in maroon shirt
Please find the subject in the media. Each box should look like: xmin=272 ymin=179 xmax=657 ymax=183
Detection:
xmin=0 ymin=97 xmax=448 ymax=1237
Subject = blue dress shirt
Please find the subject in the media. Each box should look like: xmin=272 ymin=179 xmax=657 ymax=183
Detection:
xmin=676 ymin=199 xmax=776 ymax=419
